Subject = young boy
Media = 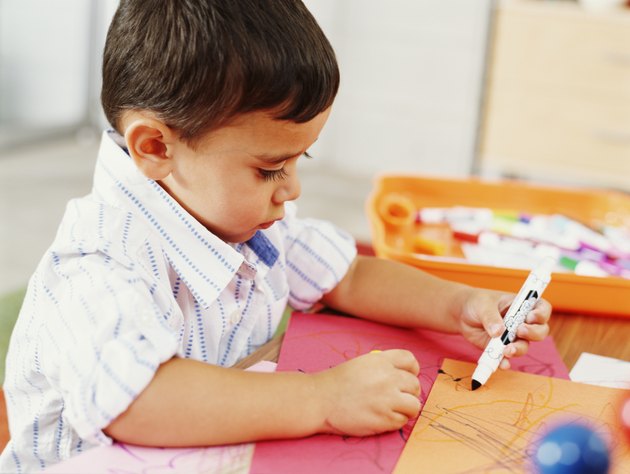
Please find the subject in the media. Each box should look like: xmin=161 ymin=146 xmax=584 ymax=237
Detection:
xmin=1 ymin=0 xmax=551 ymax=471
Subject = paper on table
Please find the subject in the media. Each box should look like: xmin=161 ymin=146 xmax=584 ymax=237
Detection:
xmin=45 ymin=443 xmax=254 ymax=474
xmin=394 ymin=358 xmax=630 ymax=473
xmin=570 ymin=352 xmax=630 ymax=389
xmin=250 ymin=312 xmax=569 ymax=474
xmin=44 ymin=360 xmax=277 ymax=474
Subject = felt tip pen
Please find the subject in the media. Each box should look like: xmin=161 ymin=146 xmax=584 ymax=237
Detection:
xmin=471 ymin=257 xmax=555 ymax=391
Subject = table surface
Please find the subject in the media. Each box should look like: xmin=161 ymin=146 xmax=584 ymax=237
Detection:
xmin=548 ymin=311 xmax=630 ymax=369
xmin=234 ymin=310 xmax=630 ymax=371
xmin=11 ymin=309 xmax=627 ymax=468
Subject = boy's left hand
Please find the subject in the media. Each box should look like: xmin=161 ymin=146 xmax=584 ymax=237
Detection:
xmin=457 ymin=289 xmax=552 ymax=370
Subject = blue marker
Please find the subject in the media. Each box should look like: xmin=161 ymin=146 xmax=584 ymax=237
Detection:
xmin=471 ymin=257 xmax=555 ymax=390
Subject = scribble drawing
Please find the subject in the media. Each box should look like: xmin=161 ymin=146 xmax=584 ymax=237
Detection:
xmin=292 ymin=328 xmax=417 ymax=361
xmin=249 ymin=314 xmax=570 ymax=474
xmin=509 ymin=352 xmax=557 ymax=378
xmin=288 ymin=327 xmax=562 ymax=377
xmin=105 ymin=443 xmax=253 ymax=474
xmin=394 ymin=359 xmax=630 ymax=474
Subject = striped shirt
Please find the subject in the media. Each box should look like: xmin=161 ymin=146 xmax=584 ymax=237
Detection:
xmin=0 ymin=131 xmax=357 ymax=472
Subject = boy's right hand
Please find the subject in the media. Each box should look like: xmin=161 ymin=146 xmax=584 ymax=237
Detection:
xmin=313 ymin=349 xmax=421 ymax=437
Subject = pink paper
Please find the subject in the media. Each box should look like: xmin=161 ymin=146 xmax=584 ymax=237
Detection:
xmin=250 ymin=312 xmax=569 ymax=474
xmin=44 ymin=443 xmax=254 ymax=474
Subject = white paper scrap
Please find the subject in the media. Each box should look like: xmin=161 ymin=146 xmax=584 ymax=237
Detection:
xmin=569 ymin=352 xmax=630 ymax=389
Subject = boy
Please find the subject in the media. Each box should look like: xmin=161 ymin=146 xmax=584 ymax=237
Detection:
xmin=0 ymin=0 xmax=551 ymax=471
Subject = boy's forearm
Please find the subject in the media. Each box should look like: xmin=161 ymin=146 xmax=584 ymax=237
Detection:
xmin=104 ymin=357 xmax=324 ymax=446
xmin=322 ymin=255 xmax=472 ymax=333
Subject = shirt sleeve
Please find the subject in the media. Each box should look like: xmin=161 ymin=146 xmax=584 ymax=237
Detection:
xmin=280 ymin=202 xmax=358 ymax=310
xmin=35 ymin=250 xmax=181 ymax=444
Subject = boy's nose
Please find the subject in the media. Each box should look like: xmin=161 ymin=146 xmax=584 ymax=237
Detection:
xmin=273 ymin=173 xmax=301 ymax=204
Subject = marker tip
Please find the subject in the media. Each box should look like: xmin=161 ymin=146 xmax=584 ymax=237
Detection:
xmin=471 ymin=379 xmax=481 ymax=391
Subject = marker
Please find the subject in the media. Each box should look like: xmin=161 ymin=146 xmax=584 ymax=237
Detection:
xmin=471 ymin=257 xmax=555 ymax=390
xmin=412 ymin=235 xmax=447 ymax=256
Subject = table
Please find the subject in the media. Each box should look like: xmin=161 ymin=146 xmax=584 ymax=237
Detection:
xmin=34 ymin=308 xmax=630 ymax=472
xmin=549 ymin=311 xmax=630 ymax=369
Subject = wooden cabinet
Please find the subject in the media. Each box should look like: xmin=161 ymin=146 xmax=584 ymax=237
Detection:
xmin=478 ymin=0 xmax=630 ymax=191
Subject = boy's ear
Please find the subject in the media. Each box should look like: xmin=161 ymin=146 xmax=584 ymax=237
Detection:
xmin=124 ymin=114 xmax=177 ymax=180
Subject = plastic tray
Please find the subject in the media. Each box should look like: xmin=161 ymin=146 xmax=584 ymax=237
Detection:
xmin=366 ymin=175 xmax=630 ymax=317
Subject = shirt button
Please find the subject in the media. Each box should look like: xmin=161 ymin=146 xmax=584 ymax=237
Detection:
xmin=230 ymin=311 xmax=241 ymax=324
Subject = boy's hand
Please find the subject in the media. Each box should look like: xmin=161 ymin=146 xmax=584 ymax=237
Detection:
xmin=458 ymin=288 xmax=552 ymax=369
xmin=313 ymin=349 xmax=421 ymax=436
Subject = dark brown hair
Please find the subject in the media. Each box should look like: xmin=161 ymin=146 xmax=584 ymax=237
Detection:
xmin=101 ymin=0 xmax=339 ymax=142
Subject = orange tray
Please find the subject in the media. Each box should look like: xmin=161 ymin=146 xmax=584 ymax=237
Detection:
xmin=366 ymin=174 xmax=630 ymax=318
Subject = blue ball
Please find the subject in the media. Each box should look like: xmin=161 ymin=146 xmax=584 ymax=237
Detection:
xmin=533 ymin=423 xmax=610 ymax=474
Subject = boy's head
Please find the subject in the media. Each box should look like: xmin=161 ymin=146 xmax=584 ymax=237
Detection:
xmin=101 ymin=0 xmax=339 ymax=144
xmin=101 ymin=0 xmax=338 ymax=244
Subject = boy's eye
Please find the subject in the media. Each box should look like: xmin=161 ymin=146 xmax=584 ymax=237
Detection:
xmin=259 ymin=167 xmax=288 ymax=182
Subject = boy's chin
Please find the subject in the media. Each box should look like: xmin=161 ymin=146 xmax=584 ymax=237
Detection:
xmin=218 ymin=229 xmax=259 ymax=244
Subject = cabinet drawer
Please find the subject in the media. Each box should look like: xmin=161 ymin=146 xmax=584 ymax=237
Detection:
xmin=490 ymin=1 xmax=630 ymax=100
xmin=480 ymin=0 xmax=630 ymax=190
xmin=481 ymin=88 xmax=630 ymax=189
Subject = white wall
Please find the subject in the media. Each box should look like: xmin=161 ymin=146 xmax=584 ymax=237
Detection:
xmin=0 ymin=0 xmax=91 ymax=127
xmin=89 ymin=0 xmax=119 ymax=130
xmin=0 ymin=0 xmax=491 ymax=175
xmin=303 ymin=0 xmax=492 ymax=178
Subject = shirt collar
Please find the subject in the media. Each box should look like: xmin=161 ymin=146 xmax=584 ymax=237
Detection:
xmin=93 ymin=130 xmax=246 ymax=309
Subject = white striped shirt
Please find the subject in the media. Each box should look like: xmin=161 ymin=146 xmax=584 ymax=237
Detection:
xmin=0 ymin=131 xmax=357 ymax=472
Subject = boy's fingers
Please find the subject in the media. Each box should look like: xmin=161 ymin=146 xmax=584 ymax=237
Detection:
xmin=400 ymin=372 xmax=421 ymax=397
xmin=526 ymin=299 xmax=552 ymax=324
xmin=517 ymin=322 xmax=549 ymax=341
xmin=479 ymin=294 xmax=512 ymax=338
xmin=388 ymin=411 xmax=412 ymax=429
xmin=382 ymin=349 xmax=420 ymax=375
xmin=504 ymin=340 xmax=529 ymax=358
xmin=486 ymin=295 xmax=550 ymax=341
xmin=480 ymin=313 xmax=504 ymax=339
xmin=394 ymin=393 xmax=422 ymax=419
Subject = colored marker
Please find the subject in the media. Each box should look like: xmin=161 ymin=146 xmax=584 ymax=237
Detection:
xmin=412 ymin=235 xmax=447 ymax=256
xmin=471 ymin=257 xmax=554 ymax=390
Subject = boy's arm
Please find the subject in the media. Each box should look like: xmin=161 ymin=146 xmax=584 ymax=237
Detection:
xmin=104 ymin=349 xmax=421 ymax=445
xmin=321 ymin=256 xmax=551 ymax=356
xmin=321 ymin=255 xmax=470 ymax=333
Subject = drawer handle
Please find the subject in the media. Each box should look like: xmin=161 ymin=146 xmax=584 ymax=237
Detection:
xmin=592 ymin=128 xmax=630 ymax=144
